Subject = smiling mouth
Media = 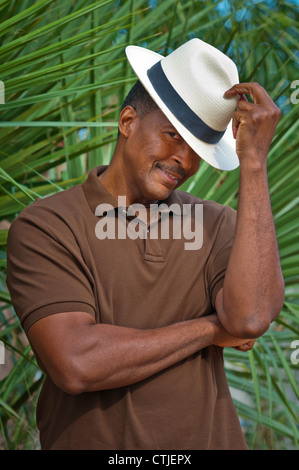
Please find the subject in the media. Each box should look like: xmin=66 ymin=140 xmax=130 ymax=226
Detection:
xmin=156 ymin=164 xmax=185 ymax=186
xmin=160 ymin=168 xmax=179 ymax=184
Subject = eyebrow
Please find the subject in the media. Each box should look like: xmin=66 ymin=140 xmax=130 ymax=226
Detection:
xmin=160 ymin=124 xmax=181 ymax=134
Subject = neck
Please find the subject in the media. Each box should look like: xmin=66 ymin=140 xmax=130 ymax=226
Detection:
xmin=97 ymin=151 xmax=133 ymax=204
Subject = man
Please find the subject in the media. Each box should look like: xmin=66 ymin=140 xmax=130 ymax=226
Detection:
xmin=6 ymin=39 xmax=284 ymax=450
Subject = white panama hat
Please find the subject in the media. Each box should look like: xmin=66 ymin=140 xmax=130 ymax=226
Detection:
xmin=125 ymin=38 xmax=240 ymax=171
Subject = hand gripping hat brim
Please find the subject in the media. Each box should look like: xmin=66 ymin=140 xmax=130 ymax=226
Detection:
xmin=125 ymin=39 xmax=240 ymax=171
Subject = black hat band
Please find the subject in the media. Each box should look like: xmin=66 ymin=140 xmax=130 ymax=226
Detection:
xmin=147 ymin=60 xmax=226 ymax=145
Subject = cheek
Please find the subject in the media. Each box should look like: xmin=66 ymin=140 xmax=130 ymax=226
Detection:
xmin=138 ymin=141 xmax=167 ymax=170
xmin=191 ymin=156 xmax=201 ymax=174
xmin=179 ymin=156 xmax=201 ymax=186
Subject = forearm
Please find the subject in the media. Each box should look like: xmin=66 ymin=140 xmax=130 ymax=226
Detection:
xmin=69 ymin=315 xmax=218 ymax=393
xmin=29 ymin=310 xmax=255 ymax=395
xmin=218 ymin=160 xmax=284 ymax=338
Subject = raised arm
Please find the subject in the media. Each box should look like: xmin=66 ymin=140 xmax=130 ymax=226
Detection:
xmin=215 ymin=83 xmax=285 ymax=339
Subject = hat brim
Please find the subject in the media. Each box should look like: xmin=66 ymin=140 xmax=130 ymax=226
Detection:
xmin=125 ymin=45 xmax=239 ymax=171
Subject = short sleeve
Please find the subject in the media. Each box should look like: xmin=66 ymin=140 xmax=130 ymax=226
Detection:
xmin=204 ymin=203 xmax=237 ymax=308
xmin=6 ymin=209 xmax=96 ymax=334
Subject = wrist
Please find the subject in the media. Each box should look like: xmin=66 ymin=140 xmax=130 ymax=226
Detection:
xmin=238 ymin=155 xmax=268 ymax=174
xmin=202 ymin=314 xmax=222 ymax=344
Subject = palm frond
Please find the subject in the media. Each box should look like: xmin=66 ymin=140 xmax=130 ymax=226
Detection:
xmin=0 ymin=0 xmax=298 ymax=450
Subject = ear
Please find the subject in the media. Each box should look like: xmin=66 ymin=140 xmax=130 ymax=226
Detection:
xmin=118 ymin=105 xmax=139 ymax=138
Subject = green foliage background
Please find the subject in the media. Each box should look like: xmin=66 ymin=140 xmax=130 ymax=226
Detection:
xmin=0 ymin=0 xmax=298 ymax=450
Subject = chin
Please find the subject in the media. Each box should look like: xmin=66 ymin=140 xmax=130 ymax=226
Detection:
xmin=140 ymin=173 xmax=176 ymax=203
xmin=146 ymin=186 xmax=173 ymax=203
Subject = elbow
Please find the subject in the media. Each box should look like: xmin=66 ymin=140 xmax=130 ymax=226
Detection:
xmin=235 ymin=317 xmax=271 ymax=339
xmin=50 ymin=358 xmax=87 ymax=396
xmin=52 ymin=355 xmax=111 ymax=395
xmin=222 ymin=304 xmax=283 ymax=339
xmin=221 ymin=281 xmax=285 ymax=339
xmin=58 ymin=377 xmax=85 ymax=396
xmin=221 ymin=316 xmax=270 ymax=339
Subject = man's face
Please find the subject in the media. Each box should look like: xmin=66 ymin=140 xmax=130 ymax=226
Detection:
xmin=120 ymin=107 xmax=201 ymax=205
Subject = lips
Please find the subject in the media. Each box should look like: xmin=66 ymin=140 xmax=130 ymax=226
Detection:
xmin=156 ymin=164 xmax=185 ymax=186
xmin=160 ymin=168 xmax=180 ymax=184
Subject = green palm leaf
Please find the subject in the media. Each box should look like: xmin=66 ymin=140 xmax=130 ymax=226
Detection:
xmin=0 ymin=0 xmax=298 ymax=450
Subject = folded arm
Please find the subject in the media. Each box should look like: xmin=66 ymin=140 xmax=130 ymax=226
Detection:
xmin=28 ymin=311 xmax=254 ymax=395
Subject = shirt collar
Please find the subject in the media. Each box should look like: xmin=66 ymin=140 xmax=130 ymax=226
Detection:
xmin=82 ymin=165 xmax=188 ymax=216
xmin=82 ymin=165 xmax=118 ymax=214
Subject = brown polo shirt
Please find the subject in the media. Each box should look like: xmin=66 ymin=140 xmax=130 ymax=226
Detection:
xmin=6 ymin=165 xmax=248 ymax=450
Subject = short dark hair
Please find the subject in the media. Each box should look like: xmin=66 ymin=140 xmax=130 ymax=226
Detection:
xmin=120 ymin=80 xmax=158 ymax=118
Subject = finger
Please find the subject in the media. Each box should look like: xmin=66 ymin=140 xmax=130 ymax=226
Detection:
xmin=234 ymin=339 xmax=255 ymax=351
xmin=239 ymin=93 xmax=248 ymax=102
xmin=231 ymin=109 xmax=247 ymax=139
xmin=224 ymin=82 xmax=269 ymax=105
xmin=233 ymin=343 xmax=253 ymax=352
xmin=236 ymin=99 xmax=255 ymax=112
xmin=231 ymin=100 xmax=257 ymax=139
